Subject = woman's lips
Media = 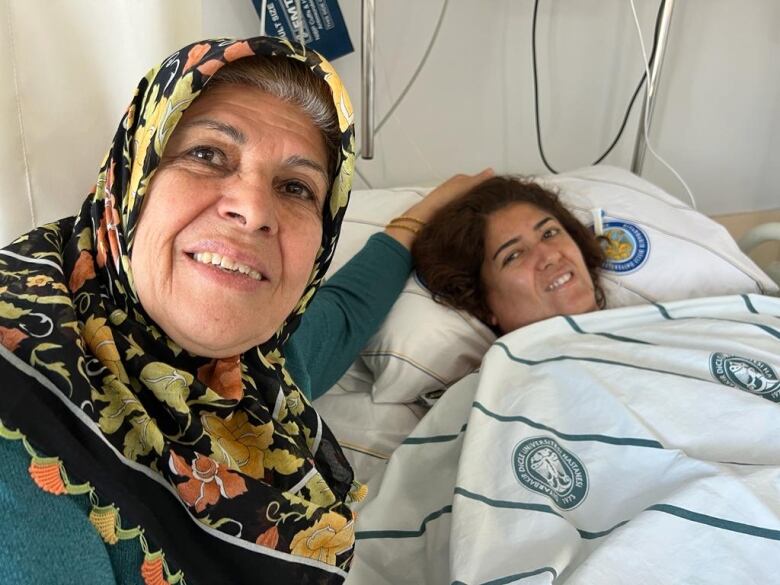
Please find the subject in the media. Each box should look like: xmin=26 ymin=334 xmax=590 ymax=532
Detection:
xmin=190 ymin=251 xmax=263 ymax=281
xmin=545 ymin=271 xmax=573 ymax=292
xmin=185 ymin=252 xmax=269 ymax=291
xmin=184 ymin=239 xmax=270 ymax=281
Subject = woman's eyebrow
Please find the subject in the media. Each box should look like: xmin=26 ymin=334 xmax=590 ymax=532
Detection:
xmin=493 ymin=237 xmax=520 ymax=261
xmin=174 ymin=121 xmax=327 ymax=182
xmin=534 ymin=216 xmax=554 ymax=231
xmin=285 ymin=155 xmax=329 ymax=185
xmin=181 ymin=119 xmax=246 ymax=144
xmin=491 ymin=216 xmax=554 ymax=261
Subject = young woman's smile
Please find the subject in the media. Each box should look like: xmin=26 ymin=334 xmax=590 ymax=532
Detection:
xmin=480 ymin=202 xmax=598 ymax=333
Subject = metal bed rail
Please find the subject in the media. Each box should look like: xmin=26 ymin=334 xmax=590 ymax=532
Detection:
xmin=361 ymin=0 xmax=375 ymax=159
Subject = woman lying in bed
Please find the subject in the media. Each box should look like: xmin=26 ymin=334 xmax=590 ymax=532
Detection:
xmin=351 ymin=173 xmax=780 ymax=585
xmin=413 ymin=175 xmax=607 ymax=333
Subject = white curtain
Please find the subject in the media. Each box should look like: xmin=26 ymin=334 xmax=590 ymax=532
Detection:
xmin=0 ymin=0 xmax=203 ymax=245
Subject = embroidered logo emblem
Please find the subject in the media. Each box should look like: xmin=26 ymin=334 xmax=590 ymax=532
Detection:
xmin=512 ymin=436 xmax=588 ymax=510
xmin=598 ymin=220 xmax=650 ymax=274
xmin=709 ymin=353 xmax=780 ymax=402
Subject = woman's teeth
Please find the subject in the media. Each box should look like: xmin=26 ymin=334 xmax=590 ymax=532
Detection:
xmin=192 ymin=252 xmax=262 ymax=281
xmin=546 ymin=272 xmax=572 ymax=291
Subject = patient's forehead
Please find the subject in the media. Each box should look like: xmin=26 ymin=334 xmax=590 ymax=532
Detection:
xmin=484 ymin=203 xmax=554 ymax=243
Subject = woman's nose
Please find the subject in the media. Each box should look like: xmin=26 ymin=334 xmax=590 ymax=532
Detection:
xmin=536 ymin=242 xmax=562 ymax=270
xmin=217 ymin=176 xmax=278 ymax=234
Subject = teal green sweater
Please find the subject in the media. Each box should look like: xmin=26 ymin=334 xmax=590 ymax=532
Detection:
xmin=288 ymin=233 xmax=412 ymax=400
xmin=0 ymin=233 xmax=410 ymax=584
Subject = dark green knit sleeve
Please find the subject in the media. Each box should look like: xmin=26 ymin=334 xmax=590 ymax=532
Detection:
xmin=286 ymin=233 xmax=412 ymax=400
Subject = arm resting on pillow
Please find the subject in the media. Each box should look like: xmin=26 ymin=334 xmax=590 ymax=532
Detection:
xmin=286 ymin=232 xmax=412 ymax=400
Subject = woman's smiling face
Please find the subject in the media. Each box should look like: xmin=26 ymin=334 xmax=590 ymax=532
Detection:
xmin=130 ymin=84 xmax=329 ymax=357
xmin=480 ymin=202 xmax=598 ymax=333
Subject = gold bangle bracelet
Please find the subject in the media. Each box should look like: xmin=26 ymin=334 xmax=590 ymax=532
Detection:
xmin=391 ymin=215 xmax=426 ymax=225
xmin=385 ymin=223 xmax=419 ymax=234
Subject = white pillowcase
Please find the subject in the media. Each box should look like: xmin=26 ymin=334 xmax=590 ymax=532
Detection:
xmin=547 ymin=166 xmax=777 ymax=307
xmin=329 ymin=165 xmax=778 ymax=404
xmin=325 ymin=187 xmax=497 ymax=404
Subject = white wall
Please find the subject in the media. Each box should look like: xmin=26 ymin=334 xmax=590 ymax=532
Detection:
xmin=1 ymin=0 xmax=777 ymax=246
xmin=0 ymin=0 xmax=203 ymax=244
xmin=203 ymin=0 xmax=780 ymax=216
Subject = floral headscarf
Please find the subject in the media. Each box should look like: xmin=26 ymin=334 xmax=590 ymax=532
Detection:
xmin=0 ymin=37 xmax=357 ymax=583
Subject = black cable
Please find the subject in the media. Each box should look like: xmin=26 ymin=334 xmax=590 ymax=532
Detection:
xmin=532 ymin=0 xmax=665 ymax=173
xmin=591 ymin=72 xmax=647 ymax=166
xmin=593 ymin=1 xmax=664 ymax=165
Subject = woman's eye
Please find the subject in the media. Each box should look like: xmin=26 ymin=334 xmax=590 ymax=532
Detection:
xmin=188 ymin=146 xmax=223 ymax=165
xmin=543 ymin=227 xmax=561 ymax=239
xmin=503 ymin=249 xmax=524 ymax=266
xmin=279 ymin=180 xmax=315 ymax=201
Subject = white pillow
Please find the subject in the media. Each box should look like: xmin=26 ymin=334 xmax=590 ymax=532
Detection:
xmin=330 ymin=166 xmax=778 ymax=404
xmin=312 ymin=360 xmax=426 ymax=483
xmin=360 ymin=275 xmax=495 ymax=404
xmin=547 ymin=166 xmax=778 ymax=306
xmin=324 ymin=188 xmax=496 ymax=404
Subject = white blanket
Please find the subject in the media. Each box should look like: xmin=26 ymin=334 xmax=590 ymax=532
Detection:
xmin=348 ymin=295 xmax=780 ymax=585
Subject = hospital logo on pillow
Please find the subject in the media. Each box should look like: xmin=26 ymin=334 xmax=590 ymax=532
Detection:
xmin=598 ymin=221 xmax=649 ymax=274
xmin=512 ymin=436 xmax=588 ymax=510
xmin=709 ymin=353 xmax=780 ymax=403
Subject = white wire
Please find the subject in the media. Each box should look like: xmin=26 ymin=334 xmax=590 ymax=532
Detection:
xmin=374 ymin=0 xmax=450 ymax=136
xmin=629 ymin=0 xmax=696 ymax=209
xmin=259 ymin=0 xmax=268 ymax=36
xmin=377 ymin=44 xmax=447 ymax=183
xmin=355 ymin=0 xmax=451 ymax=188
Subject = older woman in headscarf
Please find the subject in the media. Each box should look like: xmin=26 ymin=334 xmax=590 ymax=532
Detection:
xmin=0 ymin=37 xmax=484 ymax=585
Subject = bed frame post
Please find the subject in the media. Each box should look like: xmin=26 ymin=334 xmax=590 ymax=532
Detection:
xmin=361 ymin=0 xmax=376 ymax=159
xmin=631 ymin=0 xmax=675 ymax=175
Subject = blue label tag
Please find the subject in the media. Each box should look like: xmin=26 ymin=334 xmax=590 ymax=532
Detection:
xmin=252 ymin=0 xmax=354 ymax=61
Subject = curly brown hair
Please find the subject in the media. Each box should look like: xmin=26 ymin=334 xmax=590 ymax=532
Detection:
xmin=412 ymin=176 xmax=606 ymax=329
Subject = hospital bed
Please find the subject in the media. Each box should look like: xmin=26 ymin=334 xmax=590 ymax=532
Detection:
xmin=313 ymin=164 xmax=780 ymax=584
xmin=2 ymin=3 xmax=778 ymax=581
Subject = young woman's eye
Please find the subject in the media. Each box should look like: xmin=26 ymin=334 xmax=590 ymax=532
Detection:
xmin=502 ymin=249 xmax=524 ymax=267
xmin=543 ymin=227 xmax=561 ymax=239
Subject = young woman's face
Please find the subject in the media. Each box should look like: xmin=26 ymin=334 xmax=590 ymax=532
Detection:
xmin=480 ymin=203 xmax=598 ymax=333
xmin=130 ymin=84 xmax=329 ymax=357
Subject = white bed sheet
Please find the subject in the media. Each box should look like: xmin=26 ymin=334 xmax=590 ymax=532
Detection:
xmin=347 ymin=294 xmax=780 ymax=585
xmin=314 ymin=359 xmax=426 ymax=484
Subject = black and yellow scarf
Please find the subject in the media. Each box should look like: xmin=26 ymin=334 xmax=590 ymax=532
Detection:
xmin=0 ymin=37 xmax=357 ymax=583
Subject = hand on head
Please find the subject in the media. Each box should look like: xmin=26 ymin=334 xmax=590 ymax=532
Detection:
xmin=384 ymin=168 xmax=495 ymax=250
xmin=415 ymin=168 xmax=496 ymax=220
